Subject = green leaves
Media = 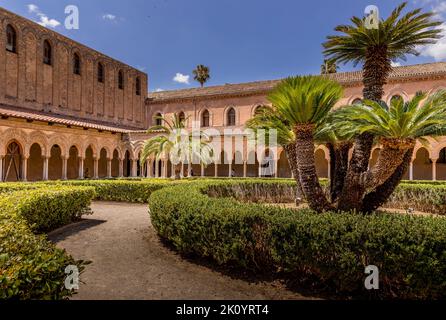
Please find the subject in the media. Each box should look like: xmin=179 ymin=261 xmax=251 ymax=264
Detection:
xmin=332 ymin=90 xmax=446 ymax=141
xmin=323 ymin=2 xmax=442 ymax=65
xmin=0 ymin=187 xmax=94 ymax=300
xmin=267 ymin=75 xmax=343 ymax=129
xmin=149 ymin=179 xmax=446 ymax=299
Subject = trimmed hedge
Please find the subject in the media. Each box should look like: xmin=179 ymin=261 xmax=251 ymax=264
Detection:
xmin=0 ymin=187 xmax=95 ymax=300
xmin=149 ymin=181 xmax=446 ymax=299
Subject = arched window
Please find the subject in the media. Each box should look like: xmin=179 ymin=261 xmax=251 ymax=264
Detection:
xmin=178 ymin=112 xmax=186 ymax=123
xmin=136 ymin=77 xmax=141 ymax=95
xmin=97 ymin=62 xmax=104 ymax=83
xmin=352 ymin=98 xmax=362 ymax=105
xmin=118 ymin=70 xmax=124 ymax=89
xmin=73 ymin=53 xmax=81 ymax=75
xmin=43 ymin=40 xmax=52 ymax=65
xmin=6 ymin=25 xmax=17 ymax=53
xmin=201 ymin=110 xmax=210 ymax=127
xmin=227 ymin=107 xmax=236 ymax=126
xmin=154 ymin=113 xmax=163 ymax=126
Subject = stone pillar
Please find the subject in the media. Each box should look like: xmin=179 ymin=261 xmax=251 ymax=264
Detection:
xmin=0 ymin=156 xmax=3 ymax=182
xmin=79 ymin=157 xmax=85 ymax=180
xmin=62 ymin=156 xmax=68 ymax=180
xmin=155 ymin=160 xmax=159 ymax=178
xmin=118 ymin=159 xmax=124 ymax=178
xmin=214 ymin=163 xmax=218 ymax=178
xmin=43 ymin=156 xmax=49 ymax=181
xmin=107 ymin=158 xmax=112 ymax=178
xmin=274 ymin=159 xmax=279 ymax=178
xmin=201 ymin=164 xmax=204 ymax=178
xmin=228 ymin=163 xmax=232 ymax=178
xmin=432 ymin=158 xmax=438 ymax=181
xmin=22 ymin=157 xmax=28 ymax=182
xmin=147 ymin=160 xmax=153 ymax=178
xmin=409 ymin=161 xmax=414 ymax=181
xmin=93 ymin=158 xmax=99 ymax=179
xmin=187 ymin=162 xmax=192 ymax=177
xmin=131 ymin=160 xmax=138 ymax=178
xmin=163 ymin=160 xmax=168 ymax=178
xmin=243 ymin=161 xmax=247 ymax=178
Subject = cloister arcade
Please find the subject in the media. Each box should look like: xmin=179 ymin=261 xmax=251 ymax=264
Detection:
xmin=1 ymin=127 xmax=446 ymax=182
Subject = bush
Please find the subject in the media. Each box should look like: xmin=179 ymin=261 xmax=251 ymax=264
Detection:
xmin=0 ymin=187 xmax=95 ymax=300
xmin=47 ymin=180 xmax=179 ymax=203
xmin=149 ymin=181 xmax=446 ymax=299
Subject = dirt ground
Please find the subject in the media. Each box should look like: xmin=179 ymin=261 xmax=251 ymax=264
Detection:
xmin=49 ymin=201 xmax=315 ymax=300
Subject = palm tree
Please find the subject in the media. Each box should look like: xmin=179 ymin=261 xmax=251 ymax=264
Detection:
xmin=193 ymin=65 xmax=210 ymax=87
xmin=333 ymin=91 xmax=446 ymax=195
xmin=323 ymin=2 xmax=442 ymax=211
xmin=266 ymin=76 xmax=343 ymax=212
xmin=140 ymin=114 xmax=213 ymax=179
xmin=320 ymin=59 xmax=338 ymax=74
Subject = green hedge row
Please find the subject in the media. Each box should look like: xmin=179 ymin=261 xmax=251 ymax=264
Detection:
xmin=0 ymin=187 xmax=95 ymax=299
xmin=149 ymin=181 xmax=446 ymax=299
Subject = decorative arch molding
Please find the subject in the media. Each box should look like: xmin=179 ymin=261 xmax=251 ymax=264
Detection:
xmin=47 ymin=135 xmax=69 ymax=158
xmin=315 ymin=145 xmax=330 ymax=162
xmin=83 ymin=138 xmax=99 ymax=159
xmin=27 ymin=131 xmax=49 ymax=158
xmin=0 ymin=128 xmax=29 ymax=157
xmin=412 ymin=145 xmax=434 ymax=161
xmin=251 ymin=103 xmax=269 ymax=117
xmin=385 ymin=88 xmax=409 ymax=104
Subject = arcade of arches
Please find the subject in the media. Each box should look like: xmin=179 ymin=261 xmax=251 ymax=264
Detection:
xmin=2 ymin=126 xmax=446 ymax=182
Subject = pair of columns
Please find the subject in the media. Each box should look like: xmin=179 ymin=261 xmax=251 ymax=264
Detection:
xmin=408 ymin=158 xmax=440 ymax=181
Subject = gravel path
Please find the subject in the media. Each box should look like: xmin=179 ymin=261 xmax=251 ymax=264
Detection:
xmin=50 ymin=201 xmax=314 ymax=300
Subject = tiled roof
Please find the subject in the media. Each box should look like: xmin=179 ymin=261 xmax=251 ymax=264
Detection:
xmin=148 ymin=62 xmax=446 ymax=103
xmin=0 ymin=104 xmax=140 ymax=133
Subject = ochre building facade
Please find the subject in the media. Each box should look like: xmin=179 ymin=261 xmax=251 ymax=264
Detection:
xmin=1 ymin=7 xmax=445 ymax=182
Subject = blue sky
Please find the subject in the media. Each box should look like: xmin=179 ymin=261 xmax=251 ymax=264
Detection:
xmin=1 ymin=0 xmax=445 ymax=92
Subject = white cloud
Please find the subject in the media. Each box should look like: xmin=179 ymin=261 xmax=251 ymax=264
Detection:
xmin=391 ymin=62 xmax=402 ymax=67
xmin=155 ymin=88 xmax=164 ymax=92
xmin=173 ymin=73 xmax=190 ymax=84
xmin=27 ymin=4 xmax=61 ymax=29
xmin=421 ymin=23 xmax=446 ymax=61
xmin=102 ymin=14 xmax=116 ymax=21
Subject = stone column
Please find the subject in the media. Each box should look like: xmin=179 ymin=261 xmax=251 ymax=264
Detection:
xmin=155 ymin=160 xmax=159 ymax=178
xmin=93 ymin=158 xmax=99 ymax=179
xmin=228 ymin=163 xmax=232 ymax=178
xmin=147 ymin=160 xmax=152 ymax=178
xmin=22 ymin=156 xmax=28 ymax=182
xmin=118 ymin=159 xmax=124 ymax=178
xmin=43 ymin=156 xmax=49 ymax=181
xmin=79 ymin=157 xmax=85 ymax=180
xmin=62 ymin=156 xmax=68 ymax=180
xmin=163 ymin=160 xmax=168 ymax=178
xmin=201 ymin=164 xmax=204 ymax=178
xmin=409 ymin=161 xmax=414 ymax=181
xmin=107 ymin=158 xmax=112 ymax=178
xmin=131 ymin=160 xmax=137 ymax=178
xmin=214 ymin=163 xmax=218 ymax=178
xmin=432 ymin=158 xmax=438 ymax=181
xmin=0 ymin=156 xmax=3 ymax=182
xmin=243 ymin=161 xmax=247 ymax=178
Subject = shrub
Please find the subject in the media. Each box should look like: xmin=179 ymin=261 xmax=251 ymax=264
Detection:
xmin=0 ymin=187 xmax=95 ymax=300
xmin=149 ymin=181 xmax=446 ymax=299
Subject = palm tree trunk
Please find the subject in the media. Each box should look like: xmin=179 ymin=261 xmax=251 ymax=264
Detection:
xmin=284 ymin=144 xmax=304 ymax=204
xmin=361 ymin=138 xmax=415 ymax=191
xmin=362 ymin=147 xmax=414 ymax=213
xmin=337 ymin=47 xmax=391 ymax=212
xmin=294 ymin=125 xmax=332 ymax=212
xmin=174 ymin=163 xmax=182 ymax=180
xmin=328 ymin=142 xmax=351 ymax=203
